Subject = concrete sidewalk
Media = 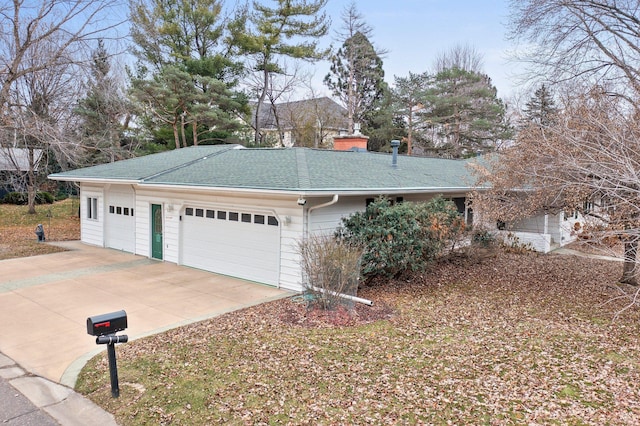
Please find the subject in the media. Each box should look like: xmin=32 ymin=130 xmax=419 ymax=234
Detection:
xmin=1 ymin=352 xmax=117 ymax=425
xmin=0 ymin=241 xmax=290 ymax=425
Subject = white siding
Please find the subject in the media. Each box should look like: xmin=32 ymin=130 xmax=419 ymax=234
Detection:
xmin=76 ymin=185 xmax=475 ymax=292
xmin=134 ymin=199 xmax=151 ymax=258
xmin=499 ymin=230 xmax=552 ymax=253
xmin=309 ymin=196 xmax=364 ymax=235
xmin=80 ymin=184 xmax=103 ymax=247
xmin=134 ymin=189 xmax=306 ymax=291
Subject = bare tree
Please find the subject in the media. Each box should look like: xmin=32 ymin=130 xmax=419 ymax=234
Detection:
xmin=473 ymin=88 xmax=640 ymax=288
xmin=243 ymin=60 xmax=308 ymax=146
xmin=433 ymin=43 xmax=484 ymax=74
xmin=508 ymin=0 xmax=640 ymax=107
xmin=0 ymin=0 xmax=124 ymax=212
xmin=0 ymin=0 xmax=126 ymax=117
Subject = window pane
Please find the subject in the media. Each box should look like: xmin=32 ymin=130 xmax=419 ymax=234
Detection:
xmin=92 ymin=198 xmax=98 ymax=220
xmin=109 ymin=205 xmax=115 ymax=214
xmin=268 ymin=216 xmax=278 ymax=226
xmin=217 ymin=210 xmax=227 ymax=220
xmin=206 ymin=209 xmax=215 ymax=218
xmin=229 ymin=212 xmax=238 ymax=221
xmin=124 ymin=207 xmax=129 ymax=215
xmin=254 ymin=214 xmax=265 ymax=224
xmin=116 ymin=206 xmax=122 ymax=215
xmin=241 ymin=213 xmax=251 ymax=223
xmin=195 ymin=208 xmax=204 ymax=217
xmin=185 ymin=208 xmax=193 ymax=216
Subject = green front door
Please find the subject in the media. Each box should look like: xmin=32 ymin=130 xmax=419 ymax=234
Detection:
xmin=151 ymin=204 xmax=163 ymax=259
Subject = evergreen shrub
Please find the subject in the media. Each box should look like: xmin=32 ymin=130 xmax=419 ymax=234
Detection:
xmin=338 ymin=196 xmax=465 ymax=278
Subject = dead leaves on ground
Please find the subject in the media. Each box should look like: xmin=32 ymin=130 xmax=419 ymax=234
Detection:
xmin=77 ymin=250 xmax=640 ymax=425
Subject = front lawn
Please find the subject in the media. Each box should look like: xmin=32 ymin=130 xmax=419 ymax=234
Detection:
xmin=76 ymin=250 xmax=640 ymax=425
xmin=0 ymin=198 xmax=80 ymax=259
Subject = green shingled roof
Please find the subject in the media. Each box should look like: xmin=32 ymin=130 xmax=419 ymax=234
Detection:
xmin=49 ymin=145 xmax=477 ymax=192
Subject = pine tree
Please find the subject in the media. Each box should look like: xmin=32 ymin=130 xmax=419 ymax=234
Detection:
xmin=522 ymin=84 xmax=558 ymax=127
xmin=230 ymin=0 xmax=330 ymax=146
xmin=75 ymin=40 xmax=130 ymax=164
xmin=129 ymin=0 xmax=247 ymax=148
xmin=324 ymin=32 xmax=385 ymax=135
xmin=424 ymin=67 xmax=511 ymax=158
xmin=392 ymin=71 xmax=429 ymax=155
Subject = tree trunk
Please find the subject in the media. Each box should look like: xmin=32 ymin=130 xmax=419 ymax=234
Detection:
xmin=180 ymin=113 xmax=187 ymax=148
xmin=347 ymin=51 xmax=355 ymax=134
xmin=270 ymin=102 xmax=284 ymax=146
xmin=27 ymin=147 xmax=36 ymax=214
xmin=620 ymin=237 xmax=638 ymax=285
xmin=254 ymin=68 xmax=269 ymax=146
xmin=407 ymin=102 xmax=413 ymax=156
xmin=192 ymin=117 xmax=198 ymax=146
xmin=172 ymin=122 xmax=181 ymax=149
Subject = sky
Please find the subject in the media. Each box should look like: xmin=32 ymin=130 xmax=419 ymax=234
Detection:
xmin=312 ymin=0 xmax=519 ymax=100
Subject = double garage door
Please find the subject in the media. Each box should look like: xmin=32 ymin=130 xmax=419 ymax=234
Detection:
xmin=181 ymin=206 xmax=281 ymax=286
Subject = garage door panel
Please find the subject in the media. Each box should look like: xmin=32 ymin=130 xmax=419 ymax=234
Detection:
xmin=105 ymin=189 xmax=135 ymax=252
xmin=181 ymin=208 xmax=280 ymax=285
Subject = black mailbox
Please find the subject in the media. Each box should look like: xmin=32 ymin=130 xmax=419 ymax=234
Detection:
xmin=87 ymin=310 xmax=127 ymax=336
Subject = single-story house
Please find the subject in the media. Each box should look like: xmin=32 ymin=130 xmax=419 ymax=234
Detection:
xmin=49 ymin=144 xmax=478 ymax=292
xmin=252 ymin=97 xmax=348 ymax=148
xmin=0 ymin=147 xmax=44 ymax=197
xmin=495 ymin=211 xmax=584 ymax=253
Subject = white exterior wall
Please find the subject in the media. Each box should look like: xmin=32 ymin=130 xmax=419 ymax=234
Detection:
xmin=507 ymin=212 xmax=581 ymax=252
xmin=134 ymin=188 xmax=305 ymax=291
xmin=134 ymin=199 xmax=151 ymax=258
xmin=80 ymin=185 xmax=474 ymax=292
xmin=499 ymin=230 xmax=552 ymax=253
xmin=80 ymin=184 xmax=104 ymax=247
xmin=559 ymin=212 xmax=582 ymax=246
xmin=308 ymin=193 xmax=472 ymax=236
xmin=308 ymin=196 xmax=364 ymax=235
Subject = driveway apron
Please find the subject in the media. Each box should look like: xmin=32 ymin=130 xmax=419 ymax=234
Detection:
xmin=0 ymin=242 xmax=289 ymax=387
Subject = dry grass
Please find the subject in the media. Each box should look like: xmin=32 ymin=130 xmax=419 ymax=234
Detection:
xmin=0 ymin=198 xmax=80 ymax=259
xmin=76 ymin=249 xmax=640 ymax=425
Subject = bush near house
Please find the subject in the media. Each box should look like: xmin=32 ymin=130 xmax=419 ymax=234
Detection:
xmin=338 ymin=196 xmax=465 ymax=278
xmin=2 ymin=191 xmax=55 ymax=205
xmin=298 ymin=234 xmax=363 ymax=310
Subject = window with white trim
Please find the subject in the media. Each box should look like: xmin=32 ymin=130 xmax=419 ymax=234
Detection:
xmin=87 ymin=197 xmax=98 ymax=220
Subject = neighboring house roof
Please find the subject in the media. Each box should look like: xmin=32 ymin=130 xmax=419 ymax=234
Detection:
xmin=0 ymin=148 xmax=44 ymax=172
xmin=49 ymin=145 xmax=478 ymax=194
xmin=253 ymin=97 xmax=348 ymax=132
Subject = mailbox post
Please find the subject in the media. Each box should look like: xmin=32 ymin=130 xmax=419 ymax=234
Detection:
xmin=87 ymin=310 xmax=128 ymax=398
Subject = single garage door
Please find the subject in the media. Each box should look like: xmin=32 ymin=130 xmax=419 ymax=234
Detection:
xmin=181 ymin=206 xmax=280 ymax=286
xmin=105 ymin=186 xmax=135 ymax=252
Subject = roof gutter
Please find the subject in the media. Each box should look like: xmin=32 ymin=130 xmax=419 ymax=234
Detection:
xmin=47 ymin=178 xmax=482 ymax=196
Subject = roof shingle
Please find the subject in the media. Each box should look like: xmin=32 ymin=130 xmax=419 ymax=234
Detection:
xmin=49 ymin=145 xmax=477 ymax=192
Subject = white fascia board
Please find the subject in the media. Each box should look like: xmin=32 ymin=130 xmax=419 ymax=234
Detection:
xmin=140 ymin=183 xmax=479 ymax=198
xmin=47 ymin=176 xmax=141 ymax=185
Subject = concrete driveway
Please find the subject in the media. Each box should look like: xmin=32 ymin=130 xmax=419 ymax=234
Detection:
xmin=0 ymin=242 xmax=289 ymax=387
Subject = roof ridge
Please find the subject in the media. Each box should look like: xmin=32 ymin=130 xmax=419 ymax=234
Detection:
xmin=141 ymin=145 xmax=235 ymax=182
xmin=295 ymin=148 xmax=311 ymax=189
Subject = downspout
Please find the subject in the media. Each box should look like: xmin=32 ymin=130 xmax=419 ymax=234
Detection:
xmin=302 ymin=194 xmax=373 ymax=306
xmin=304 ymin=194 xmax=339 ymax=238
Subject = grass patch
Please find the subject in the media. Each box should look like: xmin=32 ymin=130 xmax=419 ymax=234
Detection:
xmin=0 ymin=198 xmax=80 ymax=259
